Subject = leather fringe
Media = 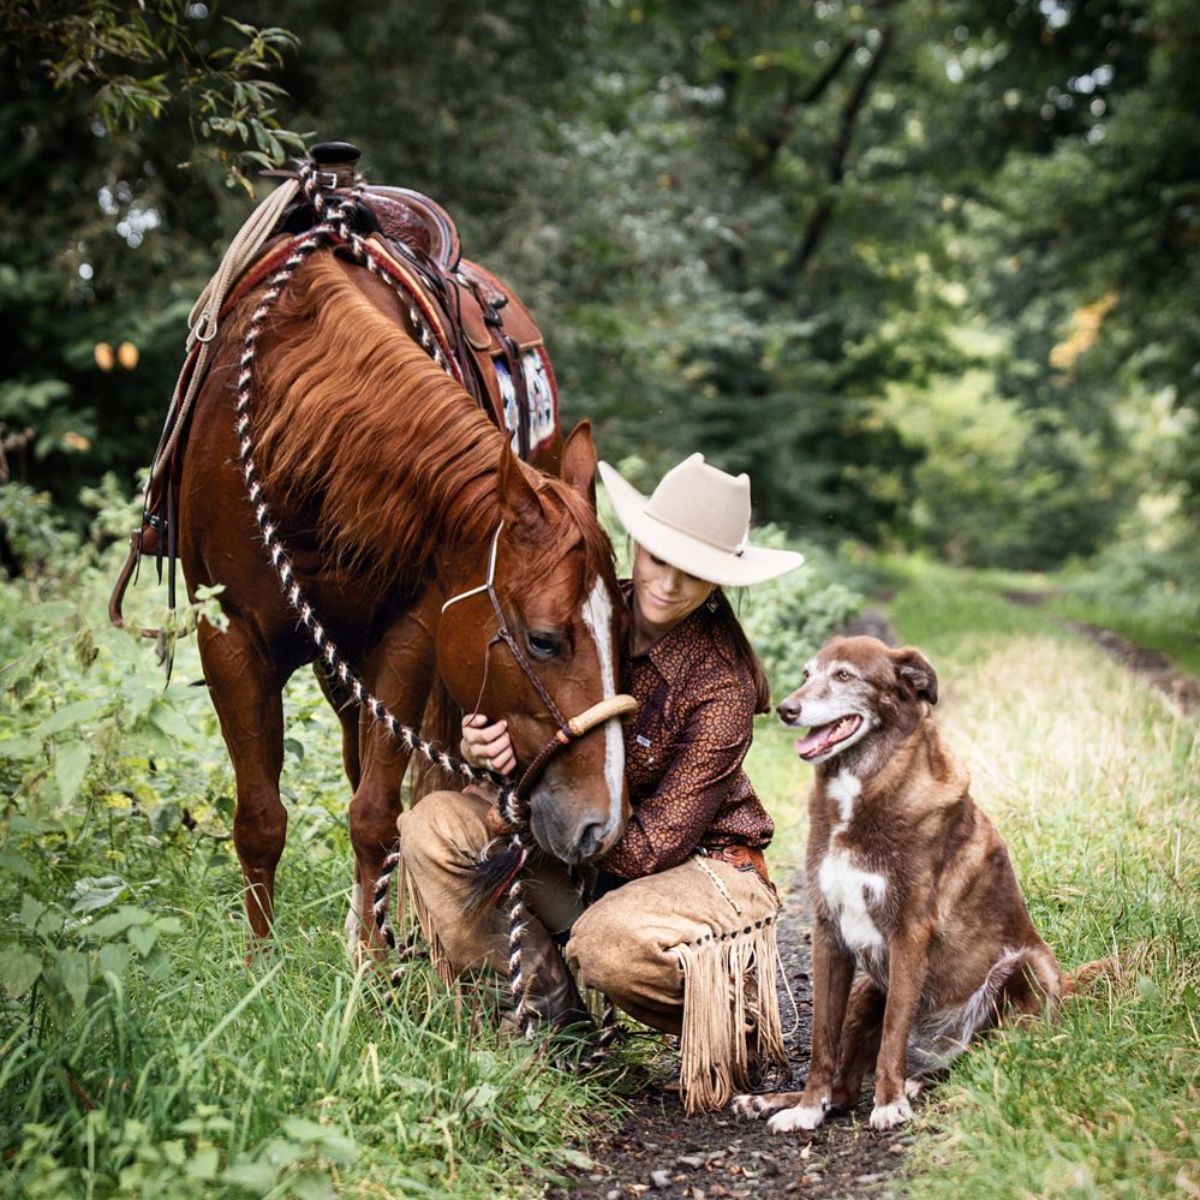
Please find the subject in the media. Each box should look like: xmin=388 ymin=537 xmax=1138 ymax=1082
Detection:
xmin=394 ymin=850 xmax=457 ymax=989
xmin=674 ymin=917 xmax=787 ymax=1115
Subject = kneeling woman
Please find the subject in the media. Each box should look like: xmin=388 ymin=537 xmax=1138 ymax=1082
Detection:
xmin=397 ymin=454 xmax=803 ymax=1112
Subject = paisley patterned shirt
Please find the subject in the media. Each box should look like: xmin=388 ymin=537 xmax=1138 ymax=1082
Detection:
xmin=599 ymin=588 xmax=774 ymax=880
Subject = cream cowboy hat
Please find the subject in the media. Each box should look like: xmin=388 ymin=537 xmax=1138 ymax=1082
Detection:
xmin=598 ymin=455 xmax=804 ymax=587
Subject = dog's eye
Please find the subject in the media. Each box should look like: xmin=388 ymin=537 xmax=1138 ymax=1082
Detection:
xmin=834 ymin=669 xmax=854 ymax=683
xmin=802 ymin=668 xmax=810 ymax=682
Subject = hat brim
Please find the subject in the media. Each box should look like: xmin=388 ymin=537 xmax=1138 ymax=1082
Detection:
xmin=598 ymin=461 xmax=805 ymax=588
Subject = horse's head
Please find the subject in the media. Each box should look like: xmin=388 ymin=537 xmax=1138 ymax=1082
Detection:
xmin=436 ymin=423 xmax=631 ymax=864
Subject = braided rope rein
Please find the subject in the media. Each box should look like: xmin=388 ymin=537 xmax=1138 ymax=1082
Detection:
xmin=233 ymin=164 xmax=618 ymax=1061
xmin=371 ymin=847 xmax=619 ymax=1071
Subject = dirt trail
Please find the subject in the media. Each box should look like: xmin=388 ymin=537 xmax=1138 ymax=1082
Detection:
xmin=552 ymin=876 xmax=910 ymax=1200
xmin=1004 ymin=591 xmax=1200 ymax=715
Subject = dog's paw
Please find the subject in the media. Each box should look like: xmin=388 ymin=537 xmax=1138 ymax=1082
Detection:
xmin=869 ymin=1096 xmax=913 ymax=1131
xmin=768 ymin=1103 xmax=827 ymax=1134
xmin=730 ymin=1093 xmax=789 ymax=1120
xmin=904 ymin=1077 xmax=925 ymax=1101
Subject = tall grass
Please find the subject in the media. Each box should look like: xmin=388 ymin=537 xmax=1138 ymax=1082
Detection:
xmin=890 ymin=567 xmax=1200 ymax=1199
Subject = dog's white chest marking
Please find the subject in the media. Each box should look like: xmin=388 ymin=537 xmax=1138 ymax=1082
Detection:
xmin=817 ymin=848 xmax=886 ymax=950
xmin=826 ymin=770 xmax=861 ymax=832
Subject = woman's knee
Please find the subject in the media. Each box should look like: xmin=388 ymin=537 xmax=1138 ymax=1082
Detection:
xmin=397 ymin=789 xmax=488 ymax=868
xmin=567 ymin=894 xmax=676 ymax=996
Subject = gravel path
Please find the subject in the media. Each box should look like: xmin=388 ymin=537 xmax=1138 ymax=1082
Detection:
xmin=551 ymin=876 xmax=911 ymax=1200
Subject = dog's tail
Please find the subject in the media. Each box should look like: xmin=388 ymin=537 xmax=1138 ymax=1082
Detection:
xmin=1061 ymin=956 xmax=1119 ymax=997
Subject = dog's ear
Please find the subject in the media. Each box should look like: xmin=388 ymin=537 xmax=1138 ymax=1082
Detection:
xmin=892 ymin=647 xmax=938 ymax=705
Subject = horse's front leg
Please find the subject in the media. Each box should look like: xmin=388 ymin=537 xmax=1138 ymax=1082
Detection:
xmin=199 ymin=617 xmax=287 ymax=941
xmin=348 ymin=608 xmax=435 ymax=954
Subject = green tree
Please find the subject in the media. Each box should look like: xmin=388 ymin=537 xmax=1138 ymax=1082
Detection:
xmin=0 ymin=0 xmax=302 ymax=521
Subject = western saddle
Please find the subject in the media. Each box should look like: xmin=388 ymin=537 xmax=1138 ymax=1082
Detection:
xmin=110 ymin=141 xmax=561 ymax=640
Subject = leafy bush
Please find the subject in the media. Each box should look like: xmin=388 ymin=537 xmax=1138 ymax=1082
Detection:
xmin=1069 ymin=540 xmax=1200 ymax=630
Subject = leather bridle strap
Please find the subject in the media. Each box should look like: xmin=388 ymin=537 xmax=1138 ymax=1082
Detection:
xmin=441 ymin=521 xmax=638 ymax=806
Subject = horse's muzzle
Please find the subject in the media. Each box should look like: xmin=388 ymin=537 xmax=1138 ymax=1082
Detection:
xmin=528 ymin=784 xmax=626 ymax=865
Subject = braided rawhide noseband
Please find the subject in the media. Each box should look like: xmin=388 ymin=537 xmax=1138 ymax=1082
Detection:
xmin=233 ymin=160 xmax=625 ymax=1059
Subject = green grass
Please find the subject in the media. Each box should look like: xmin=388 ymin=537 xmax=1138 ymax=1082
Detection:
xmin=887 ymin=561 xmax=1200 ymax=1200
xmin=747 ymin=716 xmax=811 ymax=876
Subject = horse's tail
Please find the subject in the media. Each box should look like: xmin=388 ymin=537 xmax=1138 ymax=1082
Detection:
xmin=409 ymin=674 xmax=464 ymax=804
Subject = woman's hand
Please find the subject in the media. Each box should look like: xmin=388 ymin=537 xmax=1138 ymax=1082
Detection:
xmin=460 ymin=713 xmax=517 ymax=776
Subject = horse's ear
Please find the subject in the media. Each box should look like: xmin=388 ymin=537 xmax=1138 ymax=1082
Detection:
xmin=497 ymin=442 xmax=541 ymax=530
xmin=561 ymin=421 xmax=598 ymax=508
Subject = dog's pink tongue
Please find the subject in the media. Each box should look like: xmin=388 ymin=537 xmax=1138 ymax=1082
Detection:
xmin=794 ymin=725 xmax=834 ymax=759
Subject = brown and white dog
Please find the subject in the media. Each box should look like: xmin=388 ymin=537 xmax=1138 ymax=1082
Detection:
xmin=733 ymin=636 xmax=1064 ymax=1133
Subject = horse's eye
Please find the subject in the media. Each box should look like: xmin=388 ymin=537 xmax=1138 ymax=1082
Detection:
xmin=526 ymin=631 xmax=563 ymax=660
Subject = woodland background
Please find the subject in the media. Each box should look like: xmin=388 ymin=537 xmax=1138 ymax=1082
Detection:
xmin=2 ymin=0 xmax=1198 ymax=608
xmin=1 ymin=3 xmax=1197 ymax=1199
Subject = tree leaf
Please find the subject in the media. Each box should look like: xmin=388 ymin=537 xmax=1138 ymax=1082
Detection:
xmin=289 ymin=1170 xmax=335 ymax=1200
xmin=71 ymin=875 xmax=128 ymax=913
xmin=149 ymin=701 xmax=194 ymax=742
xmin=222 ymin=1161 xmax=278 ymax=1189
xmin=128 ymin=926 xmax=158 ymax=957
xmin=463 ymin=1082 xmax=499 ymax=1110
xmin=55 ymin=949 xmax=91 ymax=1011
xmin=98 ymin=943 xmax=130 ymax=978
xmin=0 ymin=738 xmax=40 ymax=759
xmin=0 ymin=852 xmax=38 ymax=883
xmin=85 ymin=905 xmax=150 ymax=940
xmin=186 ymin=1145 xmax=220 ymax=1181
xmin=281 ymin=1118 xmax=328 ymax=1143
xmin=55 ymin=740 xmax=92 ymax=805
xmin=33 ymin=699 xmax=106 ymax=740
xmin=0 ymin=947 xmax=42 ymax=999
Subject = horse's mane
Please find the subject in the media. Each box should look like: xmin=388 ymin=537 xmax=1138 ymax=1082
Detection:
xmin=246 ymin=252 xmax=614 ymax=601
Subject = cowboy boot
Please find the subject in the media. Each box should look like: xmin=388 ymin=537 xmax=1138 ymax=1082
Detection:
xmin=508 ymin=915 xmax=592 ymax=1033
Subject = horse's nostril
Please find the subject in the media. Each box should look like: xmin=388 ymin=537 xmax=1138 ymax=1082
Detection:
xmin=575 ymin=821 xmax=605 ymax=862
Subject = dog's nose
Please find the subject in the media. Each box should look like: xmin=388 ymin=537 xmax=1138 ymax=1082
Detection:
xmin=777 ymin=696 xmax=802 ymax=725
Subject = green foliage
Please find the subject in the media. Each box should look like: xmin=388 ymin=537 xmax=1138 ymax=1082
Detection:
xmin=0 ymin=498 xmax=622 ymax=1199
xmin=738 ymin=527 xmax=864 ymax=695
xmin=5 ymin=0 xmax=1198 ymax=573
xmin=0 ymin=0 xmax=305 ymax=521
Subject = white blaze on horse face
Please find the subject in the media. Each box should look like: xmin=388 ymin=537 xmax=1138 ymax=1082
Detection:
xmin=582 ymin=577 xmax=624 ymax=825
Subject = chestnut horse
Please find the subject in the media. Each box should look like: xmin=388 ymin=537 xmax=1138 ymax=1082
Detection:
xmin=179 ymin=252 xmax=630 ymax=941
